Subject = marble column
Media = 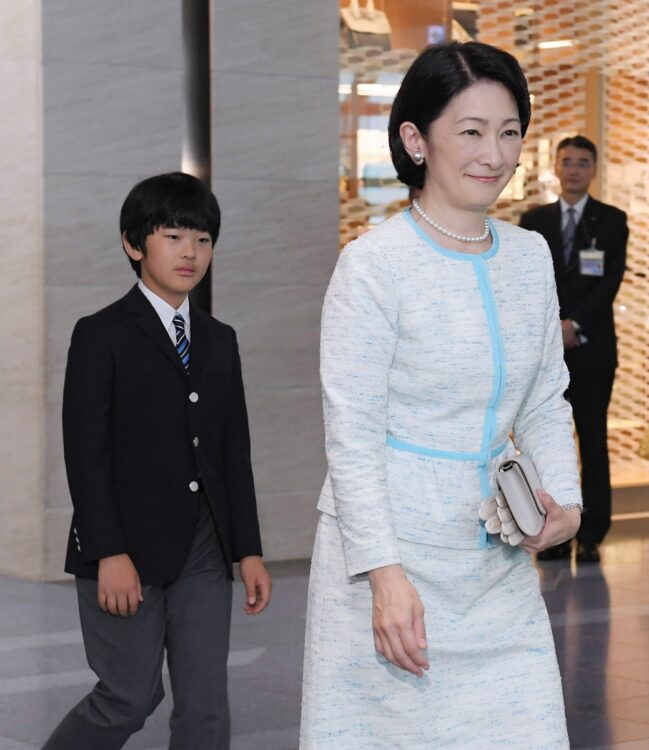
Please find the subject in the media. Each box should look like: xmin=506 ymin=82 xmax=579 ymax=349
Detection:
xmin=211 ymin=1 xmax=339 ymax=560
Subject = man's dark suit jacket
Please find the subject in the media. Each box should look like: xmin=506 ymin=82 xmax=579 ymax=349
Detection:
xmin=520 ymin=196 xmax=628 ymax=370
xmin=62 ymin=285 xmax=262 ymax=585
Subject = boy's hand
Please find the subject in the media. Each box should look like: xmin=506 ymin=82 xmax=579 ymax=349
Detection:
xmin=239 ymin=556 xmax=272 ymax=615
xmin=97 ymin=553 xmax=143 ymax=617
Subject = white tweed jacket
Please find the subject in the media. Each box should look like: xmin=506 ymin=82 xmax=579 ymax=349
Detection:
xmin=317 ymin=210 xmax=582 ymax=577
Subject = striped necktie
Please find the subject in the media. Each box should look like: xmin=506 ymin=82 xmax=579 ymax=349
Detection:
xmin=173 ymin=313 xmax=190 ymax=372
xmin=562 ymin=207 xmax=577 ymax=265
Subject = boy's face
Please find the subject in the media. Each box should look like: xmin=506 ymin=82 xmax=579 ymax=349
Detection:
xmin=123 ymin=226 xmax=213 ymax=308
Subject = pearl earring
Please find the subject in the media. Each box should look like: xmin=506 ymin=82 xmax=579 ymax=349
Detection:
xmin=414 ymin=151 xmax=424 ymax=165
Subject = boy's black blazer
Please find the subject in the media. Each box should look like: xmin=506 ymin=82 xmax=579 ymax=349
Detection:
xmin=62 ymin=285 xmax=262 ymax=585
xmin=520 ymin=196 xmax=628 ymax=370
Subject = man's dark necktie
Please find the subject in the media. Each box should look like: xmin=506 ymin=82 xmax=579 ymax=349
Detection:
xmin=173 ymin=313 xmax=190 ymax=372
xmin=563 ymin=207 xmax=577 ymax=265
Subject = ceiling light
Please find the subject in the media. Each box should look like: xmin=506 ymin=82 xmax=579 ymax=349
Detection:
xmin=538 ymin=40 xmax=575 ymax=49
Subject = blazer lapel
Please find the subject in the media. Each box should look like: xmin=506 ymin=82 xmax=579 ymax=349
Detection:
xmin=545 ymin=202 xmax=565 ymax=273
xmin=187 ymin=302 xmax=208 ymax=385
xmin=188 ymin=302 xmax=228 ymax=387
xmin=125 ymin=286 xmax=188 ymax=378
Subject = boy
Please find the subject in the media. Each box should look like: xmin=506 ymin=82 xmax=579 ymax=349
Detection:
xmin=43 ymin=172 xmax=272 ymax=750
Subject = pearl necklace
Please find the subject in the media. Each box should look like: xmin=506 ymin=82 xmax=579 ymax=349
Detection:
xmin=412 ymin=199 xmax=490 ymax=243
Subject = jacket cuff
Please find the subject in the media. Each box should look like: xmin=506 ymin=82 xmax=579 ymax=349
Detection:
xmin=342 ymin=540 xmax=401 ymax=578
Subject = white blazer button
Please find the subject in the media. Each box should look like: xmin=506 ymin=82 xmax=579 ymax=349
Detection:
xmin=189 ymin=392 xmax=199 ymax=403
xmin=193 ymin=436 xmax=199 ymax=447
xmin=77 ymin=544 xmax=81 ymax=552
xmin=189 ymin=481 xmax=199 ymax=492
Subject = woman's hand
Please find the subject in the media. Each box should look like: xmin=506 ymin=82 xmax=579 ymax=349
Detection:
xmin=368 ymin=564 xmax=429 ymax=677
xmin=520 ymin=489 xmax=581 ymax=554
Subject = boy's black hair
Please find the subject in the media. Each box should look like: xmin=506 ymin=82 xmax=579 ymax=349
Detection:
xmin=556 ymin=135 xmax=598 ymax=163
xmin=388 ymin=41 xmax=531 ymax=189
xmin=120 ymin=172 xmax=221 ymax=277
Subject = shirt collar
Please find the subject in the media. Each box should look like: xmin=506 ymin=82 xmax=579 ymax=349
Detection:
xmin=560 ymin=193 xmax=589 ymax=223
xmin=138 ymin=280 xmax=190 ymax=332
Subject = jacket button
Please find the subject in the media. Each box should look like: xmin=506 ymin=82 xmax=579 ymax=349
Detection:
xmin=189 ymin=392 xmax=199 ymax=403
xmin=189 ymin=480 xmax=199 ymax=492
xmin=77 ymin=544 xmax=82 ymax=552
xmin=193 ymin=436 xmax=199 ymax=447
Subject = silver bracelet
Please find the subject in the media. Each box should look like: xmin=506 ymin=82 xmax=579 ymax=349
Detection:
xmin=561 ymin=503 xmax=583 ymax=513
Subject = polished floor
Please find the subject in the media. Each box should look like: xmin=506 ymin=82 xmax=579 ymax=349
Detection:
xmin=1 ymin=507 xmax=649 ymax=749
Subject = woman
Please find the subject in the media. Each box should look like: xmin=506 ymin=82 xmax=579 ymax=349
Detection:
xmin=300 ymin=41 xmax=582 ymax=749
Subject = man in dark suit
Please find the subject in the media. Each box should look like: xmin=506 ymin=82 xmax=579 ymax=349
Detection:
xmin=43 ymin=172 xmax=271 ymax=749
xmin=520 ymin=135 xmax=628 ymax=563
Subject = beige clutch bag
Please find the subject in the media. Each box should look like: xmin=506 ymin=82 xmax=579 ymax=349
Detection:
xmin=496 ymin=455 xmax=546 ymax=537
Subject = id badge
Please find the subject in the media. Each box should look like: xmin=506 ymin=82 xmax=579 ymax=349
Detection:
xmin=579 ymin=247 xmax=605 ymax=276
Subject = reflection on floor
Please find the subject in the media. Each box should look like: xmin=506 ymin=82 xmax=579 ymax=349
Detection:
xmin=541 ymin=515 xmax=649 ymax=750
xmin=1 ymin=515 xmax=649 ymax=749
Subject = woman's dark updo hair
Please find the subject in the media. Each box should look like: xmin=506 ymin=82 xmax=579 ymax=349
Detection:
xmin=388 ymin=41 xmax=531 ymax=189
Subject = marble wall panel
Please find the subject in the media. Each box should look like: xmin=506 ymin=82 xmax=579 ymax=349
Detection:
xmin=245 ymin=386 xmax=326 ymax=497
xmin=44 ymin=507 xmax=73 ymax=580
xmin=0 ymin=2 xmax=45 ymax=579
xmin=0 ymin=397 xmax=44 ymax=579
xmin=257 ymin=491 xmax=320 ymax=561
xmin=1 ymin=52 xmax=43 ymax=404
xmin=2 ymin=1 xmax=41 ymax=62
xmin=212 ymin=177 xmax=338 ymax=286
xmin=1 ymin=265 xmax=43 ymax=402
xmin=211 ymin=70 xmax=339 ymax=182
xmin=212 ymin=282 xmax=323 ymax=390
xmin=212 ymin=0 xmax=338 ymax=79
xmin=210 ymin=0 xmax=338 ymax=561
xmin=43 ymin=61 xmax=183 ymax=177
xmin=42 ymin=0 xmax=182 ymax=69
xmin=44 ymin=174 xmax=140 ymax=286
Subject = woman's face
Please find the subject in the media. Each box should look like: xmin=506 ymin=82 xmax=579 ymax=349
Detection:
xmin=421 ymin=80 xmax=523 ymax=211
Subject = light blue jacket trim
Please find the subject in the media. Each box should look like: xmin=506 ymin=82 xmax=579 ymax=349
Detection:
xmin=403 ymin=209 xmax=500 ymax=260
xmin=387 ymin=434 xmax=506 ymax=549
xmin=471 ymin=258 xmax=508 ymax=549
xmin=473 ymin=258 xmax=508 ymax=462
xmin=386 ymin=434 xmax=507 ymax=463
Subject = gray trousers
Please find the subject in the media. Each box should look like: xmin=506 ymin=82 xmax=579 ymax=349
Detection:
xmin=43 ymin=499 xmax=233 ymax=750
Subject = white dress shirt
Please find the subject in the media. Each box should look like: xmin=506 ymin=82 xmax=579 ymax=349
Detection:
xmin=559 ymin=193 xmax=589 ymax=230
xmin=138 ymin=280 xmax=191 ymax=343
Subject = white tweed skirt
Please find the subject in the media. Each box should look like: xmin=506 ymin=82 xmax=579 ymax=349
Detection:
xmin=300 ymin=512 xmax=568 ymax=750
